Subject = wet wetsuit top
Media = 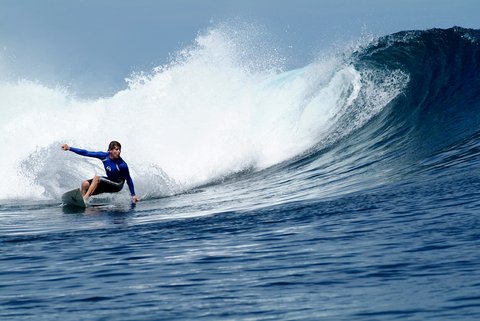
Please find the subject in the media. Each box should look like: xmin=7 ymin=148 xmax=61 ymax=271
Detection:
xmin=69 ymin=147 xmax=136 ymax=196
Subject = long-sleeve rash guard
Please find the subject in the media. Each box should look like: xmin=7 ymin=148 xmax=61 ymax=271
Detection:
xmin=69 ymin=147 xmax=136 ymax=196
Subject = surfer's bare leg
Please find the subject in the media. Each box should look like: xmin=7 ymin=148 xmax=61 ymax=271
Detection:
xmin=84 ymin=176 xmax=100 ymax=199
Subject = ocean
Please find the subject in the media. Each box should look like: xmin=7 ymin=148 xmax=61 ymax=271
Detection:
xmin=1 ymin=26 xmax=480 ymax=320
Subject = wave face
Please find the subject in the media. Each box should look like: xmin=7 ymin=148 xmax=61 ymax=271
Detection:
xmin=283 ymin=26 xmax=480 ymax=200
xmin=1 ymin=27 xmax=479 ymax=205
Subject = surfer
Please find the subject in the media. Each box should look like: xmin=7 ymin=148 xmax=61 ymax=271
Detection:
xmin=61 ymin=141 xmax=140 ymax=203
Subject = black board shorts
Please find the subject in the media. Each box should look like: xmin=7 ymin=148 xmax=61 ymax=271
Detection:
xmin=88 ymin=177 xmax=125 ymax=195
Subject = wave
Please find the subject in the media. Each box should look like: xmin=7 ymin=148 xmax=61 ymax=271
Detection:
xmin=355 ymin=27 xmax=480 ymax=155
xmin=0 ymin=26 xmax=479 ymax=202
xmin=275 ymin=27 xmax=480 ymax=200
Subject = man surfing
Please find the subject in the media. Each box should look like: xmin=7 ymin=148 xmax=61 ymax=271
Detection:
xmin=61 ymin=141 xmax=140 ymax=203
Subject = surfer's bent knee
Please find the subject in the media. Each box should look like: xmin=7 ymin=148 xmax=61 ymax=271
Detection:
xmin=81 ymin=180 xmax=90 ymax=189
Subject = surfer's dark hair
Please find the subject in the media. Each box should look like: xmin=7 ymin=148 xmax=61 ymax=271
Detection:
xmin=108 ymin=141 xmax=121 ymax=151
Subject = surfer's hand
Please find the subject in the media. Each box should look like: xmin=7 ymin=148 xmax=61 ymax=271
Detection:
xmin=61 ymin=144 xmax=70 ymax=151
xmin=132 ymin=195 xmax=140 ymax=203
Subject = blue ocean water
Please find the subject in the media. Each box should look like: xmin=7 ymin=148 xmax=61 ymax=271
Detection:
xmin=1 ymin=27 xmax=480 ymax=320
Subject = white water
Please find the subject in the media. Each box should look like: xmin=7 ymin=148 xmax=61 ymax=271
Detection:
xmin=0 ymin=26 xmax=407 ymax=201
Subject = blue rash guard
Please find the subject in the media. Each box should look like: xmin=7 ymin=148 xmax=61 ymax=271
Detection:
xmin=69 ymin=147 xmax=136 ymax=196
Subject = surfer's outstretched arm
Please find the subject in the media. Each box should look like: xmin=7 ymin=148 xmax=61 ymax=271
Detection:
xmin=61 ymin=144 xmax=108 ymax=159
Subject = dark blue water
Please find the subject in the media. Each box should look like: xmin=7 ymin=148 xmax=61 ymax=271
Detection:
xmin=2 ymin=27 xmax=480 ymax=320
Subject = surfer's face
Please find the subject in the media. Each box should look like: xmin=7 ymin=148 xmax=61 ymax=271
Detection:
xmin=109 ymin=147 xmax=121 ymax=159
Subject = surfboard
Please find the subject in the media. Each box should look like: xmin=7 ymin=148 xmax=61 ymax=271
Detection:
xmin=62 ymin=189 xmax=114 ymax=208
xmin=62 ymin=188 xmax=86 ymax=208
